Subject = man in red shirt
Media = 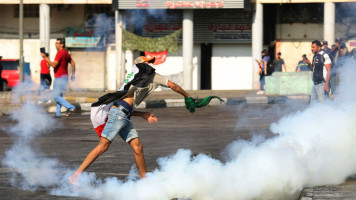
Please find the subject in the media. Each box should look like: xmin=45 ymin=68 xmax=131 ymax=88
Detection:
xmin=39 ymin=53 xmax=51 ymax=91
xmin=41 ymin=38 xmax=76 ymax=118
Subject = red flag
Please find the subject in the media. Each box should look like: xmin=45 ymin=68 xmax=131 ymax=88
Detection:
xmin=145 ymin=49 xmax=168 ymax=65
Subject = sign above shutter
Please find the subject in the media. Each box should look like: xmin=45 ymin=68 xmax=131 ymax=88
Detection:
xmin=117 ymin=0 xmax=244 ymax=9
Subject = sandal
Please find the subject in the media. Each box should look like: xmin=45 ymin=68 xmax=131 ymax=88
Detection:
xmin=65 ymin=108 xmax=76 ymax=117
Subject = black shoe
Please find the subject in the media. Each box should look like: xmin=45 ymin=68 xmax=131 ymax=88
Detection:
xmin=54 ymin=115 xmax=61 ymax=118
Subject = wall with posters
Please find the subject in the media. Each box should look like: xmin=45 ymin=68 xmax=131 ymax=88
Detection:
xmin=131 ymin=9 xmax=253 ymax=90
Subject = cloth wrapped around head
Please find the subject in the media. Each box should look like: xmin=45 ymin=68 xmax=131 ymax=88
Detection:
xmin=185 ymin=96 xmax=224 ymax=113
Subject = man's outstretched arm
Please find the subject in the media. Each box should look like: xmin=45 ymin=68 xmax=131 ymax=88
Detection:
xmin=41 ymin=53 xmax=59 ymax=68
xmin=131 ymin=111 xmax=158 ymax=123
xmin=167 ymin=81 xmax=190 ymax=98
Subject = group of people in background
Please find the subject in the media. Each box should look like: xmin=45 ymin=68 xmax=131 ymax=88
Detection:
xmin=255 ymin=49 xmax=286 ymax=95
xmin=300 ymin=38 xmax=355 ymax=95
xmin=256 ymin=37 xmax=356 ymax=96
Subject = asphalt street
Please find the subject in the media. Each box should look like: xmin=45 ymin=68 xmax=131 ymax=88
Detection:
xmin=2 ymin=103 xmax=349 ymax=200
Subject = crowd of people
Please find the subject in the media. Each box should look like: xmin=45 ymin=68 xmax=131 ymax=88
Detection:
xmin=256 ymin=38 xmax=356 ymax=97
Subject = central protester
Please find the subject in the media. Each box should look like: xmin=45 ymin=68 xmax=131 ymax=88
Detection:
xmin=69 ymin=56 xmax=223 ymax=186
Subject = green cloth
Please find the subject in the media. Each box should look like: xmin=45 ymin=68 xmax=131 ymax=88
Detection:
xmin=184 ymin=96 xmax=225 ymax=113
xmin=122 ymin=30 xmax=182 ymax=54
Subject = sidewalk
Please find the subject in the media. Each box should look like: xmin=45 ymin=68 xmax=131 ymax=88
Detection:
xmin=48 ymin=89 xmax=310 ymax=113
xmin=0 ymin=90 xmax=311 ymax=115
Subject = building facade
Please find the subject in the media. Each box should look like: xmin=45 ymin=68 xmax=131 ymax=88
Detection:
xmin=0 ymin=0 xmax=355 ymax=91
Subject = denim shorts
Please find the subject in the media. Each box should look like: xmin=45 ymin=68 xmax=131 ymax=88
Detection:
xmin=101 ymin=106 xmax=139 ymax=142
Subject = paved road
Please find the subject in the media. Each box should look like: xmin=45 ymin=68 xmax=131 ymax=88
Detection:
xmin=2 ymin=103 xmax=353 ymax=200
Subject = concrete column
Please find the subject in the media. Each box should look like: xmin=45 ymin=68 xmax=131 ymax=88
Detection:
xmin=252 ymin=3 xmax=263 ymax=89
xmin=115 ymin=10 xmax=123 ymax=90
xmin=183 ymin=10 xmax=194 ymax=90
xmin=324 ymin=2 xmax=335 ymax=46
xmin=39 ymin=4 xmax=50 ymax=53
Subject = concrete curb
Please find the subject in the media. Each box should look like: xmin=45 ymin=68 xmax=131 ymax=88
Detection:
xmin=0 ymin=92 xmax=310 ymax=115
xmin=46 ymin=95 xmax=310 ymax=113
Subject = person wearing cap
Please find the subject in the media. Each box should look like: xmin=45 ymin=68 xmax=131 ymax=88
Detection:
xmin=331 ymin=38 xmax=340 ymax=58
xmin=69 ymin=56 xmax=200 ymax=185
xmin=295 ymin=54 xmax=310 ymax=72
xmin=331 ymin=43 xmax=350 ymax=94
xmin=322 ymin=41 xmax=332 ymax=54
xmin=304 ymin=40 xmax=332 ymax=104
xmin=272 ymin=52 xmax=286 ymax=72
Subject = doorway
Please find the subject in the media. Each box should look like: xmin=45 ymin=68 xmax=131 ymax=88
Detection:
xmin=200 ymin=43 xmax=212 ymax=90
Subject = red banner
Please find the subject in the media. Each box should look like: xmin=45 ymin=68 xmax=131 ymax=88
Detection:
xmin=145 ymin=49 xmax=168 ymax=65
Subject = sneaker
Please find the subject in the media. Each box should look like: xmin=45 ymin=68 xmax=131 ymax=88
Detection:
xmin=54 ymin=115 xmax=61 ymax=118
xmin=260 ymin=91 xmax=265 ymax=95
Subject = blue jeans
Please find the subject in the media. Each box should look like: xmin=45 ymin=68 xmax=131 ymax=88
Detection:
xmin=259 ymin=74 xmax=265 ymax=91
xmin=53 ymin=76 xmax=75 ymax=117
xmin=310 ymin=82 xmax=328 ymax=105
xmin=101 ymin=106 xmax=138 ymax=142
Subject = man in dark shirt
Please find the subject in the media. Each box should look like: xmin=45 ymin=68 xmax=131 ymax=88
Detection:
xmin=272 ymin=52 xmax=286 ymax=72
xmin=295 ymin=54 xmax=311 ymax=72
xmin=331 ymin=39 xmax=339 ymax=59
xmin=305 ymin=40 xmax=332 ymax=104
xmin=322 ymin=41 xmax=332 ymax=54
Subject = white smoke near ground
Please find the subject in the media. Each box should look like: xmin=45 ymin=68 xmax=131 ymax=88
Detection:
xmin=1 ymin=82 xmax=63 ymax=190
xmin=2 ymin=59 xmax=356 ymax=199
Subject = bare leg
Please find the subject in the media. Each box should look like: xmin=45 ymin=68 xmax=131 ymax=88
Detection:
xmin=129 ymin=138 xmax=147 ymax=178
xmin=68 ymin=137 xmax=111 ymax=185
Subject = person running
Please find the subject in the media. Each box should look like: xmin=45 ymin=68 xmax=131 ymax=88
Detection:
xmin=68 ymin=56 xmax=222 ymax=186
xmin=41 ymin=38 xmax=76 ymax=118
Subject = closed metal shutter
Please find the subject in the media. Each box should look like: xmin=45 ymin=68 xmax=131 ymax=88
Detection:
xmin=69 ymin=50 xmax=106 ymax=91
xmin=118 ymin=0 xmax=244 ymax=9
xmin=194 ymin=9 xmax=252 ymax=43
xmin=137 ymin=9 xmax=252 ymax=43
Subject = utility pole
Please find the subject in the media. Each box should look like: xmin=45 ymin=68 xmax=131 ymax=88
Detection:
xmin=19 ymin=0 xmax=24 ymax=82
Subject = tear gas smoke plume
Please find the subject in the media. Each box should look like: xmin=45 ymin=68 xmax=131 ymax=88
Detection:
xmin=1 ymin=82 xmax=62 ymax=190
xmin=2 ymin=59 xmax=356 ymax=199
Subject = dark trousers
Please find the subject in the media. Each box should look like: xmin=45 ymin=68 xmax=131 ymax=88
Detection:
xmin=39 ymin=73 xmax=52 ymax=91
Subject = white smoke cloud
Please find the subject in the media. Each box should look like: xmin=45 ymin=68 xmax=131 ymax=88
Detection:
xmin=1 ymin=82 xmax=62 ymax=190
xmin=2 ymin=59 xmax=356 ymax=199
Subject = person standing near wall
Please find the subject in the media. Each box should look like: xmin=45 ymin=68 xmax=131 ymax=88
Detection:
xmin=295 ymin=54 xmax=311 ymax=72
xmin=322 ymin=41 xmax=332 ymax=54
xmin=305 ymin=40 xmax=332 ymax=104
xmin=41 ymin=38 xmax=76 ymax=118
xmin=39 ymin=53 xmax=52 ymax=92
xmin=272 ymin=52 xmax=286 ymax=72
xmin=255 ymin=49 xmax=270 ymax=95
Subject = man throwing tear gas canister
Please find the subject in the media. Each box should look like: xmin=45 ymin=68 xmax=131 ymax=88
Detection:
xmin=69 ymin=56 xmax=223 ymax=186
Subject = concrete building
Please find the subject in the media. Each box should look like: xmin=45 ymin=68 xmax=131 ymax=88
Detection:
xmin=0 ymin=0 xmax=355 ymax=91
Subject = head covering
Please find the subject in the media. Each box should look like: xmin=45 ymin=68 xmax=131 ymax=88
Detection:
xmin=134 ymin=56 xmax=155 ymax=65
xmin=323 ymin=41 xmax=328 ymax=45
